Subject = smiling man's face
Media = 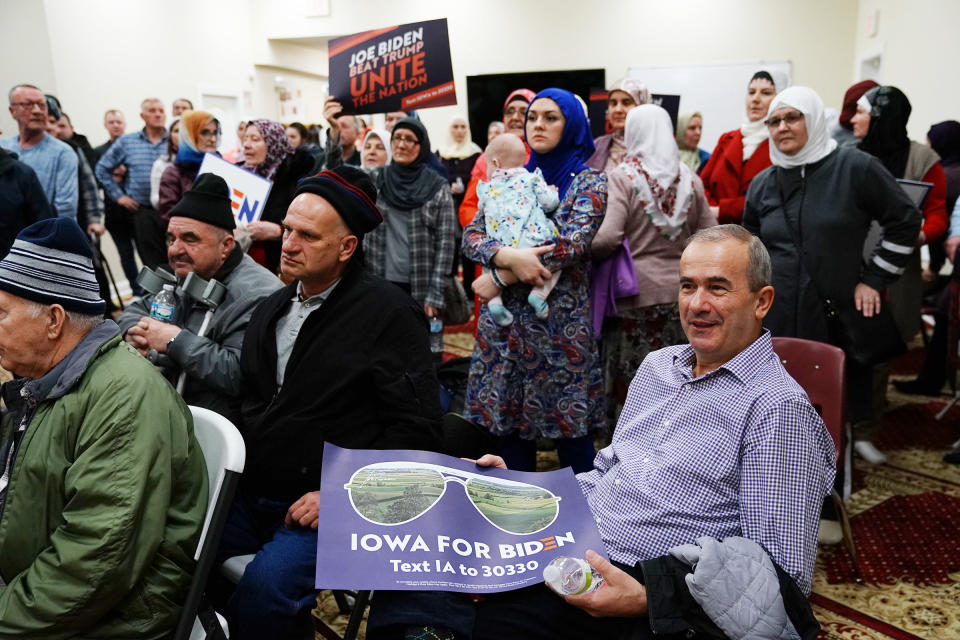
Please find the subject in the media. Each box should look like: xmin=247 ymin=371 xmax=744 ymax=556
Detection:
xmin=679 ymin=237 xmax=772 ymax=372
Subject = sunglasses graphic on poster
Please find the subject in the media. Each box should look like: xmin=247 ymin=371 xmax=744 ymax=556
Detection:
xmin=316 ymin=445 xmax=607 ymax=592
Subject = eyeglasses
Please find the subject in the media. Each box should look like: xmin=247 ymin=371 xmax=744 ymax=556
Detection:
xmin=198 ymin=127 xmax=221 ymax=138
xmin=391 ymin=135 xmax=420 ymax=147
xmin=344 ymin=462 xmax=562 ymax=535
xmin=764 ymin=112 xmax=804 ymax=129
xmin=10 ymin=101 xmax=46 ymax=110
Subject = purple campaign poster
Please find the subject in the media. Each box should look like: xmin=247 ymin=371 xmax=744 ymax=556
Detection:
xmin=316 ymin=445 xmax=607 ymax=593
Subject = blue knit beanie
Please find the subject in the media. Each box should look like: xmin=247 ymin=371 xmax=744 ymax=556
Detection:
xmin=0 ymin=218 xmax=105 ymax=315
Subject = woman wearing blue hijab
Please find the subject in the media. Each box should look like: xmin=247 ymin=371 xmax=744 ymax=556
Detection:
xmin=524 ymin=88 xmax=596 ymax=199
xmin=462 ymin=88 xmax=607 ymax=473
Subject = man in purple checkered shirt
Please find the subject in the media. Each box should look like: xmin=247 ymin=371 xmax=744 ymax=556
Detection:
xmin=571 ymin=223 xmax=835 ymax=591
xmin=368 ymin=225 xmax=835 ymax=640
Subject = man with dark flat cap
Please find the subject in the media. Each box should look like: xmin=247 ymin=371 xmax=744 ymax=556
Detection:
xmin=117 ymin=173 xmax=281 ymax=422
xmin=216 ymin=165 xmax=443 ymax=640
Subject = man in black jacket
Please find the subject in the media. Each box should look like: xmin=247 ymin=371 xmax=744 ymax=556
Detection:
xmin=0 ymin=147 xmax=54 ymax=257
xmin=217 ymin=165 xmax=443 ymax=640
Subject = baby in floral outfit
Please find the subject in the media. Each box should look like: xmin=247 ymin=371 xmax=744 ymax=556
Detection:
xmin=477 ymin=134 xmax=560 ymax=325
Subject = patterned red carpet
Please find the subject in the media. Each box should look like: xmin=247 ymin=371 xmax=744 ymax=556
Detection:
xmin=811 ymin=351 xmax=960 ymax=640
xmin=440 ymin=320 xmax=477 ymax=360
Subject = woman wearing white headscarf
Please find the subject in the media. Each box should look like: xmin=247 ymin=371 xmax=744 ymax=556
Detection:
xmin=700 ymin=70 xmax=783 ymax=224
xmin=676 ymin=111 xmax=710 ymax=172
xmin=586 ymin=77 xmax=650 ymax=171
xmin=437 ymin=116 xmax=482 ymax=209
xmin=743 ymin=86 xmax=921 ymax=464
xmin=437 ymin=115 xmax=482 ymax=289
xmin=592 ymin=105 xmax=715 ymax=422
xmin=360 ymin=128 xmax=392 ymax=168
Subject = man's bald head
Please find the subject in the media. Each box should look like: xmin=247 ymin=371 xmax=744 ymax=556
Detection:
xmin=280 ymin=193 xmax=359 ymax=296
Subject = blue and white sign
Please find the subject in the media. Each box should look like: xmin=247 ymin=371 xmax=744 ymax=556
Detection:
xmin=197 ymin=153 xmax=273 ymax=225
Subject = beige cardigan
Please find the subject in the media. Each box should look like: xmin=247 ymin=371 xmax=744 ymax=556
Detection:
xmin=592 ymin=168 xmax=716 ymax=310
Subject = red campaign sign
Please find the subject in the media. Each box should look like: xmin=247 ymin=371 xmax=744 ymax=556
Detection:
xmin=328 ymin=18 xmax=457 ymax=115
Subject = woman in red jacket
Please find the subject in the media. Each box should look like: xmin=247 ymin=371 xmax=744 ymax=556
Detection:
xmin=699 ymin=70 xmax=782 ymax=224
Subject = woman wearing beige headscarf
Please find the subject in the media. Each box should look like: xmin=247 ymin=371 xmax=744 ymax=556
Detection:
xmin=676 ymin=111 xmax=710 ymax=173
xmin=586 ymin=77 xmax=650 ymax=170
xmin=437 ymin=115 xmax=483 ymax=290
xmin=437 ymin=115 xmax=482 ymax=211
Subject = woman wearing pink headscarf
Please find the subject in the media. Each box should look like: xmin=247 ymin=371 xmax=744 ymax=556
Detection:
xmin=239 ymin=118 xmax=314 ymax=272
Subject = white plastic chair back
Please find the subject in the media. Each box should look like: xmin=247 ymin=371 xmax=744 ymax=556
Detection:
xmin=189 ymin=406 xmax=246 ymax=561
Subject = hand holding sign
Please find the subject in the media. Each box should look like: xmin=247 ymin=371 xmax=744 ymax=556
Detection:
xmin=245 ymin=221 xmax=283 ymax=241
xmin=324 ymin=97 xmax=345 ymax=127
xmin=316 ymin=445 xmax=607 ymax=593
xmin=469 ymin=454 xmax=508 ymax=470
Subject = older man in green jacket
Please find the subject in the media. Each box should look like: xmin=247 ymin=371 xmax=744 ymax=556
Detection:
xmin=0 ymin=218 xmax=207 ymax=639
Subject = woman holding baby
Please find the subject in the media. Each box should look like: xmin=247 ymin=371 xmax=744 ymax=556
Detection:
xmin=463 ymin=88 xmax=606 ymax=473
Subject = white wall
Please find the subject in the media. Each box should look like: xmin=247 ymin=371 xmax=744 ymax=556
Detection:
xmin=253 ymin=0 xmax=861 ymax=150
xmin=1 ymin=0 xmax=862 ymax=148
xmin=49 ymin=0 xmax=257 ymax=143
xmin=854 ymin=0 xmax=960 ymax=142
xmin=0 ymin=0 xmax=57 ymax=137
xmin=3 ymin=0 xmax=958 ymax=156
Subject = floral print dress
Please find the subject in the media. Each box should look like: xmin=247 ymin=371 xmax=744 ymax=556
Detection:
xmin=462 ymin=168 xmax=607 ymax=439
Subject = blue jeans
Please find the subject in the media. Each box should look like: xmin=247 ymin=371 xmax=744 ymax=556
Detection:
xmin=215 ymin=494 xmax=318 ymax=639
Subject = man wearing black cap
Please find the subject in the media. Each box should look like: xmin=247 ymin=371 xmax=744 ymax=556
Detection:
xmin=216 ymin=165 xmax=443 ymax=639
xmin=118 ymin=173 xmax=281 ymax=423
xmin=0 ymin=217 xmax=207 ymax=637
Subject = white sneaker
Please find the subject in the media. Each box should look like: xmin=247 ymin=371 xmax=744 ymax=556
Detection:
xmin=818 ymin=519 xmax=843 ymax=545
xmin=854 ymin=440 xmax=888 ymax=465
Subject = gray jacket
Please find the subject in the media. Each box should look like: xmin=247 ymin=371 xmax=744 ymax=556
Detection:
xmin=669 ymin=536 xmax=801 ymax=640
xmin=118 ymin=250 xmax=281 ymax=422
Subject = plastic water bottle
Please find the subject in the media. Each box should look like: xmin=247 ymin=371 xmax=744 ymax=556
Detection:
xmin=429 ymin=316 xmax=444 ymax=358
xmin=543 ymin=556 xmax=603 ymax=595
xmin=150 ymin=284 xmax=177 ymax=323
